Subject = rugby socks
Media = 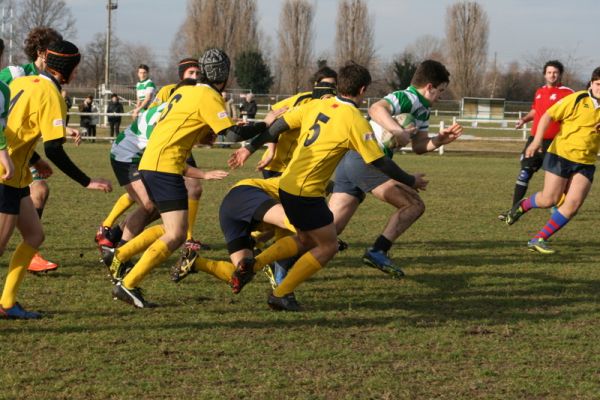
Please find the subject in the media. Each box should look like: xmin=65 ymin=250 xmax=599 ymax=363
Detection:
xmin=194 ymin=257 xmax=235 ymax=283
xmin=186 ymin=199 xmax=199 ymax=241
xmin=273 ymin=251 xmax=322 ymax=297
xmin=533 ymin=210 xmax=570 ymax=241
xmin=123 ymin=239 xmax=170 ymax=289
xmin=254 ymin=236 xmax=299 ymax=272
xmin=103 ymin=193 xmax=135 ymax=228
xmin=520 ymin=193 xmax=538 ymax=213
xmin=0 ymin=242 xmax=37 ymax=309
xmin=115 ymin=225 xmax=165 ymax=262
xmin=372 ymin=235 xmax=392 ymax=253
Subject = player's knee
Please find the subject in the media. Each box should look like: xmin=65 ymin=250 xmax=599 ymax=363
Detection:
xmin=516 ymin=167 xmax=533 ymax=185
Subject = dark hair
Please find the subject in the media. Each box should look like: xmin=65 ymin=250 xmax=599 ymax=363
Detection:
xmin=138 ymin=64 xmax=149 ymax=72
xmin=24 ymin=27 xmax=62 ymax=62
xmin=590 ymin=67 xmax=600 ymax=83
xmin=411 ymin=60 xmax=450 ymax=88
xmin=544 ymin=60 xmax=564 ymax=75
xmin=311 ymin=66 xmax=337 ymax=84
xmin=337 ymin=62 xmax=371 ymax=97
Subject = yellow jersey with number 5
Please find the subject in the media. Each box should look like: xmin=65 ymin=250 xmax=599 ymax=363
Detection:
xmin=139 ymin=84 xmax=234 ymax=174
xmin=279 ymin=96 xmax=383 ymax=197
xmin=1 ymin=74 xmax=66 ymax=188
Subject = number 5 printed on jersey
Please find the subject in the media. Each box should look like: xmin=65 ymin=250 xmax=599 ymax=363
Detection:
xmin=304 ymin=112 xmax=330 ymax=146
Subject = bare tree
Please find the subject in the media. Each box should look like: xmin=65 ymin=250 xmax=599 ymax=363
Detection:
xmin=174 ymin=0 xmax=260 ymax=77
xmin=335 ymin=0 xmax=375 ymax=68
xmin=405 ymin=35 xmax=446 ymax=63
xmin=445 ymin=1 xmax=489 ymax=98
xmin=276 ymin=0 xmax=314 ymax=93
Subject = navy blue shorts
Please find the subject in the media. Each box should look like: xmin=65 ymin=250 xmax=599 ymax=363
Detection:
xmin=261 ymin=169 xmax=282 ymax=179
xmin=139 ymin=170 xmax=188 ymax=213
xmin=0 ymin=184 xmax=30 ymax=215
xmin=332 ymin=150 xmax=390 ymax=202
xmin=279 ymin=188 xmax=333 ymax=231
xmin=219 ymin=185 xmax=278 ymax=254
xmin=520 ymin=137 xmax=553 ymax=170
xmin=111 ymin=159 xmax=141 ymax=186
xmin=543 ymin=152 xmax=595 ymax=183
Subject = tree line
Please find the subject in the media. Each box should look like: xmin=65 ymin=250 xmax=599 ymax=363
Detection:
xmin=1 ymin=0 xmax=588 ymax=100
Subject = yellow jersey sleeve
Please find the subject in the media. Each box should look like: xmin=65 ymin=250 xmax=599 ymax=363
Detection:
xmin=347 ymin=111 xmax=384 ymax=164
xmin=38 ymin=88 xmax=67 ymax=142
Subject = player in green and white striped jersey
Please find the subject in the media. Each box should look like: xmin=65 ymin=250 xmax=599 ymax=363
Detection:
xmin=132 ymin=64 xmax=157 ymax=119
xmin=328 ymin=60 xmax=463 ymax=278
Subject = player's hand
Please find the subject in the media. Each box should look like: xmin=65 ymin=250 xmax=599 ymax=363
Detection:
xmin=525 ymin=141 xmax=542 ymax=158
xmin=202 ymin=169 xmax=229 ymax=180
xmin=33 ymin=158 xmax=53 ymax=179
xmin=87 ymin=178 xmax=113 ymax=193
xmin=0 ymin=150 xmax=14 ymax=180
xmin=412 ymin=173 xmax=428 ymax=191
xmin=228 ymin=147 xmax=251 ymax=169
xmin=437 ymin=123 xmax=463 ymax=144
xmin=67 ymin=127 xmax=82 ymax=146
xmin=263 ymin=106 xmax=288 ymax=127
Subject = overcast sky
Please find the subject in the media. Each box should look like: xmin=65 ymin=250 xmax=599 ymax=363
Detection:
xmin=65 ymin=0 xmax=597 ymax=79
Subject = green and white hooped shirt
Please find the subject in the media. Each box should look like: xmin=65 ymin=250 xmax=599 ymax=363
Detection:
xmin=135 ymin=78 xmax=157 ymax=103
xmin=110 ymin=102 xmax=167 ymax=163
xmin=0 ymin=62 xmax=38 ymax=86
xmin=371 ymin=85 xmax=432 ymax=155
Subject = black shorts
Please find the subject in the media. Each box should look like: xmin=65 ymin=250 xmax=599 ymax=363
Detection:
xmin=279 ymin=188 xmax=333 ymax=231
xmin=261 ymin=169 xmax=282 ymax=179
xmin=543 ymin=152 xmax=595 ymax=183
xmin=219 ymin=185 xmax=278 ymax=254
xmin=111 ymin=159 xmax=141 ymax=186
xmin=0 ymin=184 xmax=30 ymax=215
xmin=520 ymin=137 xmax=553 ymax=171
xmin=139 ymin=170 xmax=188 ymax=213
xmin=332 ymin=150 xmax=391 ymax=202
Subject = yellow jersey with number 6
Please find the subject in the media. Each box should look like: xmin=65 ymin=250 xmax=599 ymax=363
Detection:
xmin=139 ymin=84 xmax=234 ymax=174
xmin=1 ymin=75 xmax=66 ymax=188
xmin=279 ymin=96 xmax=383 ymax=197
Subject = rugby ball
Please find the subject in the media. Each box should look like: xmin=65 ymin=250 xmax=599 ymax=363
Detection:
xmin=372 ymin=113 xmax=416 ymax=149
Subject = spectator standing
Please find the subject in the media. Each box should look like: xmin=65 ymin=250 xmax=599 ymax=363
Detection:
xmin=240 ymin=93 xmax=257 ymax=121
xmin=107 ymin=94 xmax=124 ymax=137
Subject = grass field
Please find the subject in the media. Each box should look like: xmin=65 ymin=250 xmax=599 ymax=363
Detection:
xmin=2 ymin=144 xmax=599 ymax=399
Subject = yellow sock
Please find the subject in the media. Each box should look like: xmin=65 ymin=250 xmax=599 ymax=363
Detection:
xmin=194 ymin=257 xmax=235 ymax=283
xmin=254 ymin=236 xmax=299 ymax=272
xmin=123 ymin=239 xmax=171 ymax=288
xmin=273 ymin=251 xmax=322 ymax=297
xmin=102 ymin=193 xmax=135 ymax=227
xmin=0 ymin=242 xmax=37 ymax=308
xmin=186 ymin=199 xmax=199 ymax=241
xmin=115 ymin=225 xmax=165 ymax=262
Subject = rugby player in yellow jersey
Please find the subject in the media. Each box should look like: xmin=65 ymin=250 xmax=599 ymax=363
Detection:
xmin=170 ymin=176 xmax=295 ymax=288
xmin=96 ymin=58 xmax=208 ymax=253
xmin=0 ymin=40 xmax=112 ymax=319
xmin=0 ymin=27 xmax=66 ymax=273
xmin=229 ymin=62 xmax=427 ymax=311
xmin=108 ymin=48 xmax=285 ymax=308
xmin=505 ymin=67 xmax=600 ymax=254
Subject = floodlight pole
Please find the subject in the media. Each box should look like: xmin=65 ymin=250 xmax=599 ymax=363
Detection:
xmin=104 ymin=0 xmax=117 ymax=125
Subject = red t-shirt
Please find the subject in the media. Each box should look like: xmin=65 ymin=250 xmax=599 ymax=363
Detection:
xmin=531 ymin=85 xmax=574 ymax=139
